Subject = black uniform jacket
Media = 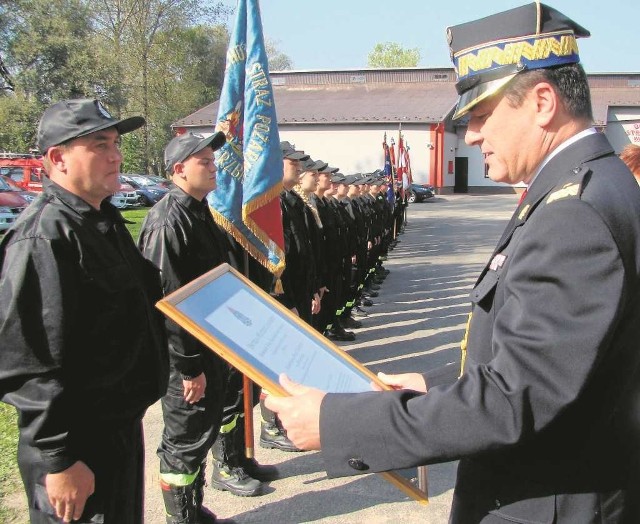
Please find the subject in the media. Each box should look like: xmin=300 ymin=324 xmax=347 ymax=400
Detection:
xmin=0 ymin=178 xmax=168 ymax=474
xmin=319 ymin=133 xmax=640 ymax=523
xmin=280 ymin=189 xmax=316 ymax=307
xmin=138 ymin=186 xmax=235 ymax=379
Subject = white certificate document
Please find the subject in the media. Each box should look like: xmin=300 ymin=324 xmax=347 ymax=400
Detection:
xmin=204 ymin=288 xmax=372 ymax=393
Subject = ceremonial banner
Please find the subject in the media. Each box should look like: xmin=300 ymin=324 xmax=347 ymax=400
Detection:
xmin=208 ymin=0 xmax=285 ymax=277
xmin=382 ymin=134 xmax=395 ymax=204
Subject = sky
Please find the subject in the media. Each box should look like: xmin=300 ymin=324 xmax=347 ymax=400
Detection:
xmin=221 ymin=0 xmax=639 ymax=73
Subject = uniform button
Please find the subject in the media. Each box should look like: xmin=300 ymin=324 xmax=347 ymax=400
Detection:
xmin=348 ymin=458 xmax=369 ymax=471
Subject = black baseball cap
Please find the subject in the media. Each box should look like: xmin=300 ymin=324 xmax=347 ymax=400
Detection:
xmin=320 ymin=165 xmax=339 ymax=174
xmin=37 ymin=98 xmax=145 ymax=154
xmin=164 ymin=131 xmax=226 ymax=173
xmin=302 ymin=158 xmax=329 ymax=172
xmin=280 ymin=141 xmax=309 ymax=161
xmin=330 ymin=172 xmax=346 ymax=183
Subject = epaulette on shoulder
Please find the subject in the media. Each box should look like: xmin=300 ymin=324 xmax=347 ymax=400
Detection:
xmin=545 ymin=165 xmax=590 ymax=205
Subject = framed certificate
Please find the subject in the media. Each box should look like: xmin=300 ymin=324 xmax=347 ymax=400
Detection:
xmin=156 ymin=263 xmax=428 ymax=504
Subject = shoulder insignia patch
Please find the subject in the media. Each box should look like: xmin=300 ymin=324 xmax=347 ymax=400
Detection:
xmin=518 ymin=204 xmax=531 ymax=220
xmin=546 ymin=182 xmax=580 ymax=204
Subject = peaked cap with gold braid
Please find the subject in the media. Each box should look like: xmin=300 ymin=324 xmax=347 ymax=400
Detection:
xmin=447 ymin=2 xmax=590 ymax=120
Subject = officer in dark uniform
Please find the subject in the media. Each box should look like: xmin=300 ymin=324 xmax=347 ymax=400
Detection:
xmin=258 ymin=141 xmax=314 ymax=453
xmin=0 ymin=99 xmax=169 ymax=524
xmin=139 ymin=131 xmax=246 ymax=522
xmin=278 ymin=143 xmax=318 ymax=324
xmin=267 ymin=4 xmax=640 ymax=522
xmin=312 ymin=165 xmax=355 ymax=340
xmin=327 ymin=173 xmax=363 ymax=330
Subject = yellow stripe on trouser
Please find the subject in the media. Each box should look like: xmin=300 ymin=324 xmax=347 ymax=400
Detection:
xmin=220 ymin=413 xmax=239 ymax=434
xmin=160 ymin=468 xmax=199 ymax=487
xmin=459 ymin=312 xmax=472 ymax=378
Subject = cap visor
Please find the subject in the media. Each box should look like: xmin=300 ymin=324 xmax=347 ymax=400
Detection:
xmin=193 ymin=131 xmax=227 ymax=157
xmin=452 ymin=74 xmax=517 ymax=120
xmin=284 ymin=151 xmax=309 ymax=160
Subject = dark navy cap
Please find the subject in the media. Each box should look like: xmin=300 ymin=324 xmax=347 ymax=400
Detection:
xmin=37 ymin=98 xmax=145 ymax=153
xmin=352 ymin=175 xmax=370 ymax=186
xmin=280 ymin=141 xmax=310 ymax=161
xmin=320 ymin=165 xmax=339 ymax=174
xmin=164 ymin=131 xmax=226 ymax=172
xmin=330 ymin=172 xmax=346 ymax=183
xmin=447 ymin=2 xmax=590 ymax=119
xmin=301 ymin=158 xmax=329 ymax=172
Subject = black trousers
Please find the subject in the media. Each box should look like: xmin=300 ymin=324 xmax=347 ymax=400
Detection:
xmin=20 ymin=418 xmax=145 ymax=524
xmin=158 ymin=354 xmax=228 ymax=475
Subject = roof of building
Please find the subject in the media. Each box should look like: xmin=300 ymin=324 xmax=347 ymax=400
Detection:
xmin=173 ymin=68 xmax=640 ymax=129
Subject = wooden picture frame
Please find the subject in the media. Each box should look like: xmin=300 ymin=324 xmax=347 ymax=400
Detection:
xmin=156 ymin=263 xmax=428 ymax=504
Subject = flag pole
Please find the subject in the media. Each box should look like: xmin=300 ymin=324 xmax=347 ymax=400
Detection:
xmin=243 ymin=251 xmax=255 ymax=460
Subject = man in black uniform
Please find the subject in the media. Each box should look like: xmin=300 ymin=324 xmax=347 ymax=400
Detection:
xmin=139 ymin=131 xmax=257 ymax=522
xmin=0 ymin=98 xmax=169 ymax=523
xmin=267 ymin=4 xmax=640 ymax=522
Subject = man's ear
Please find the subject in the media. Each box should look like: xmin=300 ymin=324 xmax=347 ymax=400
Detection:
xmin=47 ymin=146 xmax=67 ymax=172
xmin=532 ymin=81 xmax=558 ymax=128
xmin=173 ymin=162 xmax=186 ymax=178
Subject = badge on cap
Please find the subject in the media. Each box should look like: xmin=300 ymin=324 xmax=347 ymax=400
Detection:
xmin=96 ymin=101 xmax=113 ymax=119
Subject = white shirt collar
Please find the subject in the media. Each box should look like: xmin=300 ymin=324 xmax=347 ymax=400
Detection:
xmin=526 ymin=127 xmax=598 ymax=189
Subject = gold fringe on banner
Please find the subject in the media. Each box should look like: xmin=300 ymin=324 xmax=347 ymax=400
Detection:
xmin=242 ymin=182 xmax=286 ymax=278
xmin=210 ymin=201 xmax=285 ymax=279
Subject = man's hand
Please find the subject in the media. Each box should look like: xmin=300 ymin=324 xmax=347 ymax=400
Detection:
xmin=183 ymin=372 xmax=206 ymax=404
xmin=264 ymin=374 xmax=325 ymax=450
xmin=372 ymin=372 xmax=428 ymax=392
xmin=311 ymin=293 xmax=321 ymax=314
xmin=45 ymin=461 xmax=94 ymax=522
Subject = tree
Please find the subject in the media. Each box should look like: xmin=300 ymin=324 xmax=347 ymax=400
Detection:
xmin=265 ymin=37 xmax=293 ymax=71
xmin=367 ymin=42 xmax=420 ymax=68
xmin=0 ymin=0 xmax=230 ymax=166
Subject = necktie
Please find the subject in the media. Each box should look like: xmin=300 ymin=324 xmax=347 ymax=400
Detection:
xmin=518 ymin=188 xmax=528 ymax=205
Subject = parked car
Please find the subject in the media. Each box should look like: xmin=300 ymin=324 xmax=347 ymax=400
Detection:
xmin=407 ymin=183 xmax=435 ymax=203
xmin=0 ymin=180 xmax=30 ymax=232
xmin=110 ymin=178 xmax=141 ymax=209
xmin=144 ymin=175 xmax=174 ymax=190
xmin=120 ymin=174 xmax=169 ymax=206
xmin=0 ymin=175 xmax=38 ymax=204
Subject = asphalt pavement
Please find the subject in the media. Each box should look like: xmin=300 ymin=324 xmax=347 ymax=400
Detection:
xmin=140 ymin=193 xmax=516 ymax=524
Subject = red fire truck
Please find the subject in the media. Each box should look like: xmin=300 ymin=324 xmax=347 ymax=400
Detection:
xmin=0 ymin=153 xmax=44 ymax=192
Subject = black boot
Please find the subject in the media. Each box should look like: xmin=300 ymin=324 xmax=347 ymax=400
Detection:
xmin=259 ymin=399 xmax=302 ymax=452
xmin=161 ymin=473 xmax=220 ymax=524
xmin=211 ymin=430 xmax=262 ymax=497
xmin=234 ymin=415 xmax=279 ymax=481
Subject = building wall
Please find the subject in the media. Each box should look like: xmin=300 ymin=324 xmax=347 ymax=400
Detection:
xmin=279 ymin=124 xmax=433 ymax=183
xmin=605 ymin=107 xmax=640 ymax=151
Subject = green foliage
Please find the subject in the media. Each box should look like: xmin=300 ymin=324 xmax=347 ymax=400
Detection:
xmin=368 ymin=42 xmax=421 ymax=68
xmin=0 ymin=94 xmax=41 ymax=151
xmin=120 ymin=130 xmax=146 ymax=174
xmin=0 ymin=0 xmax=232 ymax=167
xmin=266 ymin=37 xmax=293 ymax=71
xmin=0 ymin=403 xmax=19 ymax=521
